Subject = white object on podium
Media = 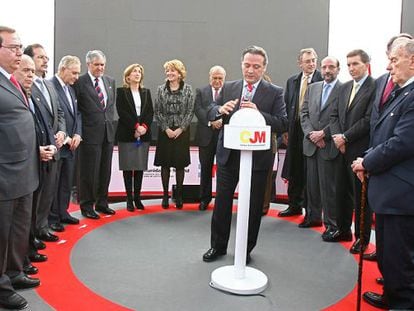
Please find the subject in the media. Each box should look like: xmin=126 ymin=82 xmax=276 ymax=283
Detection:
xmin=210 ymin=107 xmax=270 ymax=295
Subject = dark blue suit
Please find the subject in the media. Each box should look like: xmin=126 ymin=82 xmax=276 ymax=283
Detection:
xmin=207 ymin=79 xmax=287 ymax=253
xmin=194 ymin=86 xmax=220 ymax=204
xmin=49 ymin=76 xmax=82 ymax=223
xmin=363 ymin=80 xmax=414 ymax=309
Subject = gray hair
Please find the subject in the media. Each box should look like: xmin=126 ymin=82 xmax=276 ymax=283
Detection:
xmin=85 ymin=50 xmax=106 ymax=64
xmin=209 ymin=65 xmax=226 ymax=76
xmin=58 ymin=55 xmax=81 ymax=72
xmin=241 ymin=45 xmax=268 ymax=66
xmin=298 ymin=48 xmax=318 ymax=62
xmin=391 ymin=38 xmax=414 ymax=56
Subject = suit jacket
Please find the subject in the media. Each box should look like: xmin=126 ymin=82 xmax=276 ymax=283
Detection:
xmin=194 ymin=85 xmax=220 ymax=147
xmin=363 ymin=81 xmax=414 ymax=215
xmin=116 ymin=87 xmax=153 ymax=142
xmin=208 ymin=79 xmax=288 ymax=170
xmin=50 ymin=76 xmax=82 ymax=158
xmin=31 ymin=78 xmax=66 ymax=160
xmin=0 ymin=72 xmax=39 ymax=199
xmin=74 ymin=73 xmax=117 ymax=144
xmin=301 ymin=80 xmax=342 ymax=160
xmin=282 ymin=70 xmax=323 ymax=178
xmin=330 ymin=76 xmax=376 ymax=162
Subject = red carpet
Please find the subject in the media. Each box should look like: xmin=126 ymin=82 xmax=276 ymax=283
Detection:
xmin=35 ymin=203 xmax=382 ymax=310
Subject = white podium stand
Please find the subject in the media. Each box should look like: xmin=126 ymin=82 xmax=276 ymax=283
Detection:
xmin=210 ymin=108 xmax=270 ymax=295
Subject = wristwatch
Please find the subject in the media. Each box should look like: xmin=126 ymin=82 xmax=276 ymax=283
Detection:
xmin=342 ymin=134 xmax=348 ymax=142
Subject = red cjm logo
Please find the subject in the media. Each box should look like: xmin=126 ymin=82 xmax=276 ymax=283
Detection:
xmin=240 ymin=130 xmax=266 ymax=144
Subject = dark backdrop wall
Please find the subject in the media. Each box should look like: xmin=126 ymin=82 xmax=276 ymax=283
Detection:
xmin=402 ymin=0 xmax=414 ymax=35
xmin=54 ymin=0 xmax=329 ymax=91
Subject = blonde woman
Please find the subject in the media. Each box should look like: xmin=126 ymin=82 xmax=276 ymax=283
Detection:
xmin=116 ymin=64 xmax=153 ymax=211
xmin=154 ymin=59 xmax=194 ymax=209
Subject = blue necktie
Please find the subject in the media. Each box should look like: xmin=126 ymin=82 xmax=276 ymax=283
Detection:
xmin=321 ymin=83 xmax=331 ymax=109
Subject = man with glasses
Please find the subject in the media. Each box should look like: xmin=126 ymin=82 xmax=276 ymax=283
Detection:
xmin=0 ymin=25 xmax=39 ymax=310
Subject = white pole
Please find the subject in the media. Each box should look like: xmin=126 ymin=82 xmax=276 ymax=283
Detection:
xmin=234 ymin=150 xmax=252 ymax=279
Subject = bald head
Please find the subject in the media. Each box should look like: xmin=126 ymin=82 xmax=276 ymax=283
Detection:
xmin=321 ymin=56 xmax=340 ymax=83
xmin=14 ymin=54 xmax=36 ymax=93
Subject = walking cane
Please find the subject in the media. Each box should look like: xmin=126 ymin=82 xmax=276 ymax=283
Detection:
xmin=356 ymin=175 xmax=367 ymax=311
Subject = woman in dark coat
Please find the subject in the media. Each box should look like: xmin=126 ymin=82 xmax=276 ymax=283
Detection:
xmin=116 ymin=64 xmax=153 ymax=211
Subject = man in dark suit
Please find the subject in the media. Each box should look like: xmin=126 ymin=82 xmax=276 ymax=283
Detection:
xmin=194 ymin=65 xmax=226 ymax=211
xmin=279 ymin=48 xmax=323 ymax=217
xmin=352 ymin=38 xmax=414 ymax=310
xmin=300 ymin=56 xmax=342 ymax=236
xmin=49 ymin=55 xmax=82 ymax=228
xmin=327 ymin=49 xmax=375 ymax=254
xmin=74 ymin=50 xmax=117 ymax=219
xmin=362 ymin=33 xmax=413 ymax=263
xmin=15 ymin=54 xmax=57 ymax=277
xmin=203 ymin=46 xmax=288 ymax=262
xmin=25 ymin=44 xmax=66 ymax=243
xmin=0 ymin=26 xmax=40 ymax=310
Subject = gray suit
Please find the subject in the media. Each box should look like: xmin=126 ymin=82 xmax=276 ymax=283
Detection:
xmin=0 ymin=71 xmax=38 ymax=293
xmin=300 ymin=80 xmax=342 ymax=228
xmin=31 ymin=79 xmax=66 ymax=234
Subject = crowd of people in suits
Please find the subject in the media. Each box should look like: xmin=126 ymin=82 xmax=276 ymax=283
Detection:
xmin=1 ymin=23 xmax=414 ymax=310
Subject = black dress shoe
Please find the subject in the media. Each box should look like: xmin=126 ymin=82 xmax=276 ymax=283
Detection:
xmin=23 ymin=263 xmax=38 ymax=275
xmin=61 ymin=215 xmax=80 ymax=225
xmin=33 ymin=238 xmax=46 ymax=250
xmin=134 ymin=198 xmax=145 ymax=210
xmin=198 ymin=201 xmax=209 ymax=211
xmin=95 ymin=206 xmax=116 ymax=215
xmin=175 ymin=197 xmax=183 ymax=209
xmin=37 ymin=231 xmax=59 ymax=242
xmin=203 ymin=248 xmax=227 ymax=262
xmin=321 ymin=227 xmax=336 ymax=240
xmin=29 ymin=252 xmax=47 ymax=262
xmin=161 ymin=196 xmax=169 ymax=209
xmin=81 ymin=209 xmax=100 ymax=219
xmin=322 ymin=229 xmax=353 ymax=242
xmin=278 ymin=206 xmax=302 ymax=217
xmin=0 ymin=292 xmax=28 ymax=310
xmin=298 ymin=219 xmax=323 ymax=228
xmin=126 ymin=199 xmax=135 ymax=212
xmin=363 ymin=251 xmax=377 ymax=261
xmin=376 ymin=277 xmax=384 ymax=285
xmin=11 ymin=275 xmax=40 ymax=290
xmin=363 ymin=291 xmax=388 ymax=309
xmin=50 ymin=222 xmax=65 ymax=232
xmin=350 ymin=238 xmax=368 ymax=254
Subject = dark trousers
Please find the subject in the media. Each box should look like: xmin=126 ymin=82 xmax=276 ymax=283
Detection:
xmin=49 ymin=156 xmax=76 ymax=224
xmin=35 ymin=160 xmax=58 ymax=234
xmin=376 ymin=214 xmax=414 ymax=309
xmin=211 ymin=161 xmax=267 ymax=254
xmin=198 ymin=137 xmax=217 ymax=203
xmin=79 ymin=142 xmax=114 ymax=211
xmin=335 ymin=155 xmax=372 ymax=241
xmin=0 ymin=194 xmax=32 ymax=295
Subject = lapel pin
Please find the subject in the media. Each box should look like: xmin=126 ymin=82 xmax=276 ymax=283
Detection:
xmin=404 ymin=92 xmax=409 ymax=96
xmin=390 ymin=112 xmax=394 ymax=116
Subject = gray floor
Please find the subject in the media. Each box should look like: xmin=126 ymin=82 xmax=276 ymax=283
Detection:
xmin=4 ymin=201 xmax=358 ymax=311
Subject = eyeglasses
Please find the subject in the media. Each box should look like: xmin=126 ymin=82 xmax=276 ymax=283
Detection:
xmin=0 ymin=44 xmax=23 ymax=53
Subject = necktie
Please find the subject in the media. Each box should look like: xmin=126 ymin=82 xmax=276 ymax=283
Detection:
xmin=299 ymin=75 xmax=308 ymax=113
xmin=380 ymin=78 xmax=394 ymax=108
xmin=10 ymin=75 xmax=28 ymax=107
xmin=94 ymin=78 xmax=105 ymax=108
xmin=348 ymin=82 xmax=360 ymax=107
xmin=214 ymin=89 xmax=219 ymax=101
xmin=243 ymin=83 xmax=254 ymax=101
xmin=64 ymin=85 xmax=74 ymax=112
xmin=321 ymin=83 xmax=331 ymax=109
xmin=36 ymin=78 xmax=52 ymax=112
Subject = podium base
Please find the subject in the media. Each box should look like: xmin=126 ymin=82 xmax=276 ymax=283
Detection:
xmin=210 ymin=265 xmax=268 ymax=295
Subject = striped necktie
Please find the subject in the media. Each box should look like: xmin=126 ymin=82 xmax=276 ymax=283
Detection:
xmin=94 ymin=78 xmax=105 ymax=108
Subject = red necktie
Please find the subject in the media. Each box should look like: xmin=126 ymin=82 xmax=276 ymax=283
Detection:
xmin=380 ymin=78 xmax=394 ymax=108
xmin=246 ymin=83 xmax=253 ymax=93
xmin=10 ymin=75 xmax=28 ymax=107
xmin=214 ymin=89 xmax=219 ymax=101
xmin=94 ymin=78 xmax=105 ymax=108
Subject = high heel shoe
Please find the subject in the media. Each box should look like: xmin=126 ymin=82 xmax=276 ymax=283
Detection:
xmin=134 ymin=197 xmax=145 ymax=210
xmin=175 ymin=196 xmax=183 ymax=209
xmin=126 ymin=198 xmax=135 ymax=212
xmin=161 ymin=196 xmax=169 ymax=209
